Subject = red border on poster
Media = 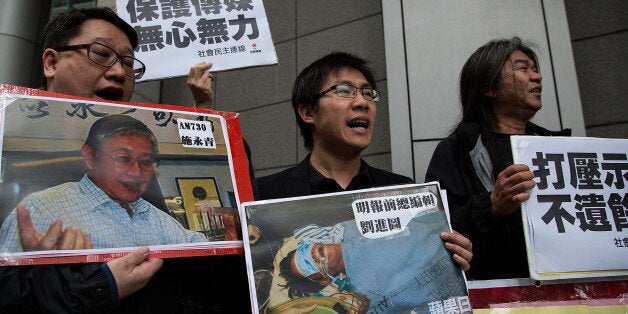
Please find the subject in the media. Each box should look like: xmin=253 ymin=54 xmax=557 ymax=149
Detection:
xmin=0 ymin=84 xmax=251 ymax=265
xmin=468 ymin=279 xmax=628 ymax=309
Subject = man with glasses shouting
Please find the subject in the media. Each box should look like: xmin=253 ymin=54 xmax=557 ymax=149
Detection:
xmin=254 ymin=52 xmax=414 ymax=199
xmin=253 ymin=52 xmax=473 ymax=271
xmin=0 ymin=8 xmax=173 ymax=313
xmin=42 ymin=8 xmax=145 ymax=101
xmin=0 ymin=114 xmax=206 ymax=252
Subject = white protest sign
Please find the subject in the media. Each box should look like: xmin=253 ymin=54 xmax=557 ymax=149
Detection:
xmin=512 ymin=135 xmax=628 ymax=280
xmin=351 ymin=192 xmax=438 ymax=239
xmin=116 ymin=0 xmax=278 ymax=81
xmin=177 ymin=118 xmax=215 ymax=148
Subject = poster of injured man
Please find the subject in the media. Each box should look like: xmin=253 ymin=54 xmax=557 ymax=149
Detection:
xmin=241 ymin=182 xmax=471 ymax=314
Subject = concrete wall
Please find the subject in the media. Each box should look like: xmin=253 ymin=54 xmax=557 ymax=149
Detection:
xmin=162 ymin=0 xmax=393 ymax=178
xmin=205 ymin=0 xmax=627 ymax=180
xmin=4 ymin=0 xmax=626 ymax=181
xmin=384 ymin=0 xmax=587 ymax=182
xmin=564 ymin=0 xmax=628 ymax=139
xmin=0 ymin=1 xmax=50 ymax=88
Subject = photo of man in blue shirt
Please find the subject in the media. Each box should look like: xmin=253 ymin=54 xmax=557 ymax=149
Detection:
xmin=0 ymin=114 xmax=206 ymax=252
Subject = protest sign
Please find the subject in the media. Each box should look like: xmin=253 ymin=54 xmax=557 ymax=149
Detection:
xmin=511 ymin=135 xmax=628 ymax=280
xmin=0 ymin=84 xmax=253 ymax=265
xmin=115 ymin=0 xmax=277 ymax=81
xmin=241 ymin=182 xmax=471 ymax=314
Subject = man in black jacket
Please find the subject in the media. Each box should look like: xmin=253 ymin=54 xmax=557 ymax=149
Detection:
xmin=425 ymin=37 xmax=571 ymax=280
xmin=1 ymin=7 xmax=254 ymax=313
xmin=0 ymin=7 xmax=164 ymax=313
xmin=253 ymin=52 xmax=473 ymax=270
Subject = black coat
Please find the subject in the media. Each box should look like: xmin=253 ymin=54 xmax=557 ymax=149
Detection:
xmin=425 ymin=121 xmax=571 ymax=280
xmin=253 ymin=157 xmax=414 ymax=201
xmin=0 ymin=263 xmax=114 ymax=313
xmin=0 ymin=255 xmax=252 ymax=314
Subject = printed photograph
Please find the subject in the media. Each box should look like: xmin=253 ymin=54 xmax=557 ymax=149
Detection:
xmin=0 ymin=88 xmax=248 ymax=264
xmin=242 ymin=183 xmax=471 ymax=314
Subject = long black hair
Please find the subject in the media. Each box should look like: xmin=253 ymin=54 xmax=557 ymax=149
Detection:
xmin=457 ymin=37 xmax=539 ymax=130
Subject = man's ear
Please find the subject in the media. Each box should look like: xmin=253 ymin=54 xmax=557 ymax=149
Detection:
xmin=298 ymin=104 xmax=315 ymax=124
xmin=81 ymin=144 xmax=96 ymax=171
xmin=42 ymin=48 xmax=59 ymax=80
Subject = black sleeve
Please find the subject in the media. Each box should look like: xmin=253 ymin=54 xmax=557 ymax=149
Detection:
xmin=426 ymin=138 xmax=523 ymax=279
xmin=0 ymin=263 xmax=116 ymax=314
xmin=425 ymin=138 xmax=479 ymax=238
xmin=252 ymin=177 xmax=261 ymax=200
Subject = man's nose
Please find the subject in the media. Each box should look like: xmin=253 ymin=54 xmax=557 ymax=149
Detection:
xmin=531 ymin=70 xmax=542 ymax=82
xmin=125 ymin=159 xmax=144 ymax=175
xmin=352 ymin=92 xmax=370 ymax=110
xmin=106 ymin=58 xmax=127 ymax=79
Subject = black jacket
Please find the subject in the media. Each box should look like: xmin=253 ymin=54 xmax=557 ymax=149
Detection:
xmin=250 ymin=156 xmax=414 ymax=272
xmin=253 ymin=156 xmax=414 ymax=200
xmin=0 ymin=263 xmax=114 ymax=313
xmin=425 ymin=121 xmax=571 ymax=280
xmin=0 ymin=255 xmax=252 ymax=314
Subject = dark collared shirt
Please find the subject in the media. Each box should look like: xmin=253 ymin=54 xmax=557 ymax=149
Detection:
xmin=307 ymin=159 xmax=375 ymax=195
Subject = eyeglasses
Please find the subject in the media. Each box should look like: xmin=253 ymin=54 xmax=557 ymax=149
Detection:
xmin=97 ymin=149 xmax=159 ymax=171
xmin=317 ymin=84 xmax=380 ymax=102
xmin=52 ymin=42 xmax=146 ymax=80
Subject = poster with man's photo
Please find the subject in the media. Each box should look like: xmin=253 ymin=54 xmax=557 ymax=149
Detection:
xmin=241 ymin=182 xmax=471 ymax=314
xmin=0 ymin=84 xmax=253 ymax=265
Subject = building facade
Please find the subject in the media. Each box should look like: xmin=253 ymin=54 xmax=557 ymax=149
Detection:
xmin=0 ymin=0 xmax=626 ymax=180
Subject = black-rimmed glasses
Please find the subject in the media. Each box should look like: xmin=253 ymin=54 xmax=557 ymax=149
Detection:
xmin=317 ymin=84 xmax=380 ymax=102
xmin=52 ymin=42 xmax=146 ymax=80
xmin=97 ymin=149 xmax=159 ymax=171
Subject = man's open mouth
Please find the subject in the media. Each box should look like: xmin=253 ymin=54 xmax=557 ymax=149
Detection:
xmin=96 ymin=88 xmax=123 ymax=101
xmin=347 ymin=119 xmax=369 ymax=129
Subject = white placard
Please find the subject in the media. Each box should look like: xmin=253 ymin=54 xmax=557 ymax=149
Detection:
xmin=351 ymin=192 xmax=437 ymax=239
xmin=177 ymin=118 xmax=216 ymax=148
xmin=512 ymin=135 xmax=628 ymax=280
xmin=116 ymin=0 xmax=278 ymax=81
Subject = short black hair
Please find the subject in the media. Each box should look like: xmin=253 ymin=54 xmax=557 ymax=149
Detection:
xmin=43 ymin=7 xmax=138 ymax=50
xmin=278 ymin=250 xmax=326 ymax=298
xmin=85 ymin=114 xmax=158 ymax=156
xmin=292 ymin=52 xmax=376 ymax=151
xmin=457 ymin=37 xmax=539 ymax=130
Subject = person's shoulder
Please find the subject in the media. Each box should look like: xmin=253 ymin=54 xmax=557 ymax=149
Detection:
xmin=365 ymin=164 xmax=414 ymax=186
xmin=432 ymin=121 xmax=483 ymax=154
xmin=253 ymin=161 xmax=308 ymax=200
xmin=450 ymin=121 xmax=483 ymax=143
xmin=22 ymin=182 xmax=78 ymax=203
xmin=255 ymin=166 xmax=295 ymax=182
xmin=527 ymin=122 xmax=572 ymax=137
xmin=254 ymin=164 xmax=301 ymax=187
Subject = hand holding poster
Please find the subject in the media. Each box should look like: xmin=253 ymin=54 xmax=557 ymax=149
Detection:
xmin=511 ymin=135 xmax=628 ymax=280
xmin=241 ymin=183 xmax=471 ymax=314
xmin=115 ymin=0 xmax=278 ymax=81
